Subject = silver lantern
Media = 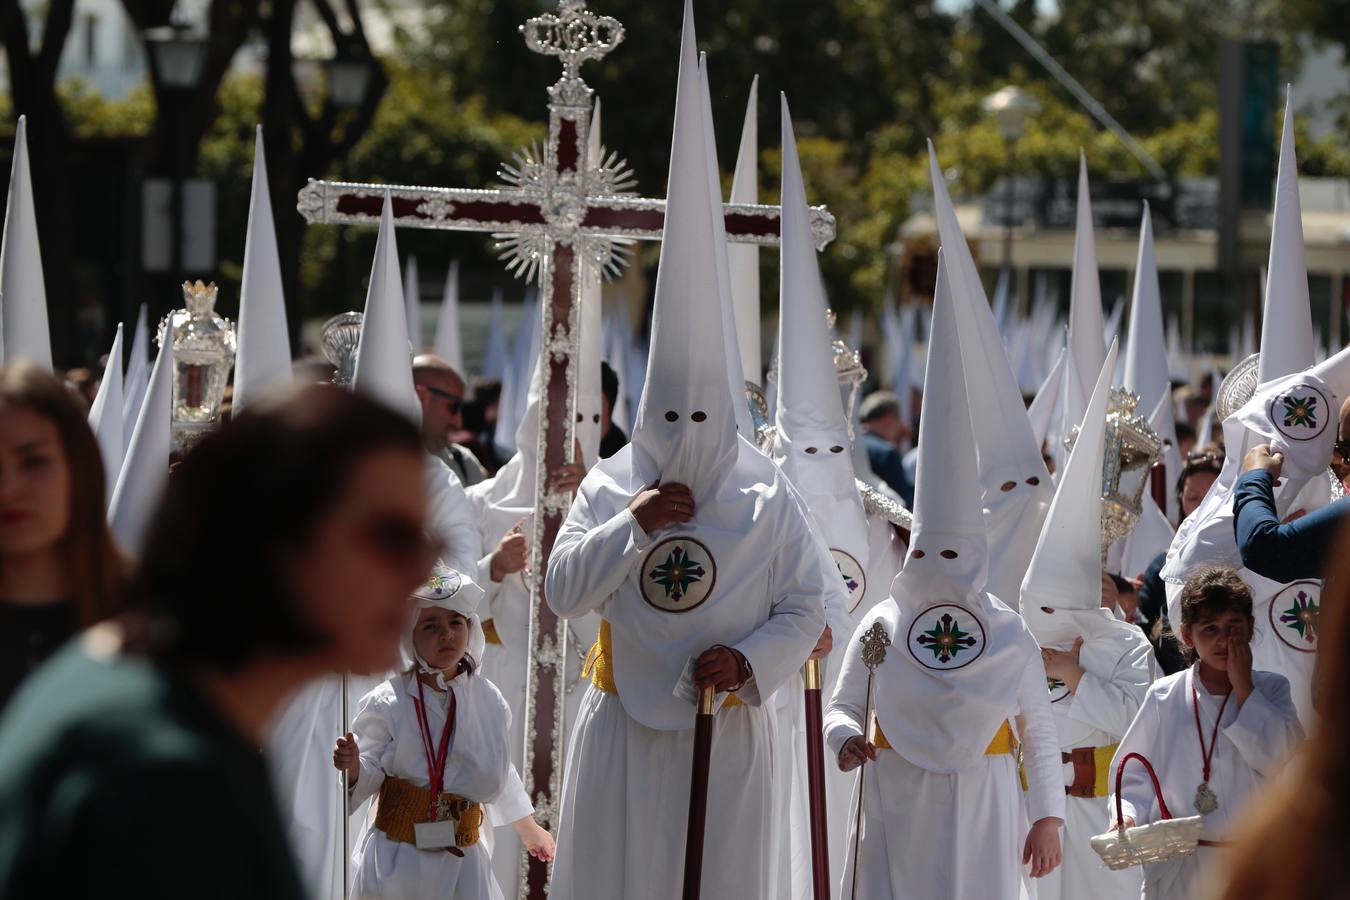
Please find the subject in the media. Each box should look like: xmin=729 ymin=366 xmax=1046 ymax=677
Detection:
xmin=320 ymin=311 xmax=364 ymax=386
xmin=1101 ymin=388 xmax=1163 ymax=552
xmin=157 ymin=280 xmax=237 ymax=452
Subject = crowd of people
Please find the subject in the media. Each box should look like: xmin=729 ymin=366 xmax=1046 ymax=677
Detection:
xmin=1 ymin=4 xmax=1347 ymax=900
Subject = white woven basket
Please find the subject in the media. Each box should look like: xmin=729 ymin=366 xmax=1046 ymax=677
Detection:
xmin=1092 ymin=752 xmax=1204 ymax=870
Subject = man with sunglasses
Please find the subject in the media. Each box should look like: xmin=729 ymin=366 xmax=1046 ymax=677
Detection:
xmin=1235 ymin=396 xmax=1350 ymax=583
xmin=414 ymin=355 xmax=488 ymax=488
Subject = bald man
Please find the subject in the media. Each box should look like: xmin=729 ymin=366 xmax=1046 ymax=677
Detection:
xmin=1235 ymin=395 xmax=1350 ymax=582
xmin=413 ymin=354 xmax=488 ymax=487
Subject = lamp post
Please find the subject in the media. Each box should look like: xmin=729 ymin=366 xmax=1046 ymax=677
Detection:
xmin=145 ymin=21 xmax=209 ymax=281
xmin=982 ymin=86 xmax=1039 ymax=287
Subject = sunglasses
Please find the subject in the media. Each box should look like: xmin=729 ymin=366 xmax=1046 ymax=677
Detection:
xmin=355 ymin=513 xmax=444 ymax=572
xmin=423 ymin=385 xmax=463 ymax=414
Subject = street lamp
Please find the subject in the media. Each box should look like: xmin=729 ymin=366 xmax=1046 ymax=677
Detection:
xmin=982 ymin=86 xmax=1040 ymax=284
xmin=145 ymin=21 xmax=210 ymax=288
xmin=324 ymin=43 xmax=377 ymax=110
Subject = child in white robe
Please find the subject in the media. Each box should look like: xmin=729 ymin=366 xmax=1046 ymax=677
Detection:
xmin=1110 ymin=565 xmax=1303 ymax=900
xmin=825 ymin=254 xmax=1065 ymax=900
xmin=333 ymin=563 xmax=554 ymax=900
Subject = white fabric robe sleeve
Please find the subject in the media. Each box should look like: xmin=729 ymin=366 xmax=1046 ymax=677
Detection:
xmin=1223 ymin=675 xmax=1303 ymax=774
xmin=1068 ymin=638 xmax=1156 ymax=739
xmin=1111 ymin=686 xmax=1161 ymax=825
xmin=1017 ymin=653 xmax=1067 ymax=825
xmin=486 ymin=763 xmax=534 ymax=827
xmin=424 ymin=454 xmax=483 ymax=576
xmin=347 ymin=690 xmax=394 ymax=811
xmin=730 ymin=497 xmax=831 ymax=706
xmin=824 ymin=618 xmax=871 ymax=760
xmin=545 ymin=491 xmax=653 ymax=618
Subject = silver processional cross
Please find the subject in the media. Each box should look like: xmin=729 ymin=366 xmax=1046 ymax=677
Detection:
xmin=297 ymin=2 xmax=834 ymax=895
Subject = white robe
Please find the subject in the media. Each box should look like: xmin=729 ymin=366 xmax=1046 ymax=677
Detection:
xmin=824 ymin=613 xmax=1064 ymax=900
xmin=1035 ymin=629 xmax=1155 ymax=900
xmin=772 ymin=513 xmax=905 ymax=900
xmin=544 ymin=450 xmax=831 ymax=900
xmin=425 ymin=453 xmax=485 ymax=577
xmin=1109 ymin=666 xmax=1302 ymax=900
xmin=466 ymin=467 xmax=595 ymax=898
xmin=348 ymin=672 xmax=533 ymax=900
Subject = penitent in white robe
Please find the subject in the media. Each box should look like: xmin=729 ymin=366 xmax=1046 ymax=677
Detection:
xmin=771 ymin=513 xmax=905 ymax=900
xmin=824 ymin=603 xmax=1065 ymax=900
xmin=544 ymin=446 xmax=831 ymax=900
xmin=1034 ymin=629 xmax=1155 ymax=900
xmin=1109 ymin=666 xmax=1302 ymax=900
xmin=347 ymin=672 xmax=533 ymax=900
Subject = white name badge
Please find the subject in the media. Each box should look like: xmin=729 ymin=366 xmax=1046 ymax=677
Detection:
xmin=414 ymin=819 xmax=458 ymax=850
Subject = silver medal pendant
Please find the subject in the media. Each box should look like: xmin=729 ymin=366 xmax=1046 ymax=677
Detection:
xmin=1193 ymin=782 xmax=1219 ymax=815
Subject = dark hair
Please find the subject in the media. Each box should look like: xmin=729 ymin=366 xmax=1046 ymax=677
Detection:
xmin=1174 ymin=421 xmax=1197 ymax=443
xmin=0 ymin=361 xmax=128 ymax=626
xmin=600 ymin=361 xmax=620 ymax=409
xmin=1179 ymin=565 xmax=1254 ymax=627
xmin=1175 ymin=444 xmax=1224 ymax=518
xmin=125 ymin=384 xmax=423 ymax=669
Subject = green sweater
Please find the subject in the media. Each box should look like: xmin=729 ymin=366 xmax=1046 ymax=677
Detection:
xmin=0 ymin=642 xmax=306 ymax=899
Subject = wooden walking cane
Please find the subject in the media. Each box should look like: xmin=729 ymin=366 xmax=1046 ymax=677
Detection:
xmin=848 ymin=623 xmax=891 ymax=900
xmin=681 ymin=686 xmax=717 ymax=900
xmin=802 ymin=658 xmax=831 ymax=900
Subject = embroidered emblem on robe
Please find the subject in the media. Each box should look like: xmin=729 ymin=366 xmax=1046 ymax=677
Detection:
xmin=1269 ymin=384 xmax=1330 ymax=442
xmin=831 ymin=548 xmax=867 ymax=613
xmin=906 ymin=603 xmax=987 ymax=671
xmin=1268 ymin=580 xmax=1321 ymax=652
xmin=641 ymin=538 xmax=717 ymax=613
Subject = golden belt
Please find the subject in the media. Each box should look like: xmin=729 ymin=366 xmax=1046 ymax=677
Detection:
xmin=374 ymin=775 xmax=484 ymax=851
xmin=584 ymin=618 xmax=744 ymax=707
xmin=870 ymin=717 xmax=1017 ymax=756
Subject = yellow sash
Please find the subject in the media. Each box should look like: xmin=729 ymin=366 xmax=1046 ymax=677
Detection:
xmin=583 ymin=619 xmax=743 ymax=707
xmin=871 ymin=717 xmax=1016 ymax=756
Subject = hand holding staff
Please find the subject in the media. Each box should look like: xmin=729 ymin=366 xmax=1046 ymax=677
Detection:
xmin=848 ymin=622 xmax=891 ymax=900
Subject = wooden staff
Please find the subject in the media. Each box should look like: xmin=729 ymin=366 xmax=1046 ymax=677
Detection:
xmin=681 ymin=686 xmax=717 ymax=900
xmin=341 ymin=672 xmax=350 ymax=900
xmin=1149 ymin=460 xmax=1168 ymax=512
xmin=802 ymin=658 xmax=831 ymax=900
xmin=849 ymin=622 xmax=891 ymax=900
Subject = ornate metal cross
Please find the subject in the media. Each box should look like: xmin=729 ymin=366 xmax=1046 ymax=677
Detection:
xmin=298 ymin=3 xmax=834 ymax=896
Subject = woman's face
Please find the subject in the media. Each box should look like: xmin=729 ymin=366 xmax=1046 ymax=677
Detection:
xmin=292 ymin=448 xmax=434 ymax=676
xmin=0 ymin=404 xmax=71 ymax=560
xmin=412 ymin=607 xmax=470 ymax=672
xmin=1180 ymin=471 xmax=1218 ymax=519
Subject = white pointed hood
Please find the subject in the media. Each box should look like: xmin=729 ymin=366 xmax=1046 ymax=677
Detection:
xmin=729 ymin=76 xmax=761 ymax=386
xmin=576 ymin=101 xmax=606 ymax=468
xmin=87 ymin=324 xmax=125 ymax=505
xmin=928 ymin=141 xmax=1051 ymax=603
xmin=108 ymin=334 xmax=174 ymax=556
xmin=1067 ymin=152 xmax=1105 ymax=415
xmin=1 ymin=116 xmax=51 ymax=369
xmin=352 ymin=193 xmax=419 ymax=424
xmin=481 ymin=289 xmax=508 ymax=381
xmin=628 ymin=9 xmax=740 ymax=502
xmin=121 ymin=303 xmax=150 ymax=448
xmin=232 ymin=127 xmax=292 ymax=415
xmin=868 ymin=253 xmax=1039 ymax=775
xmin=433 ymin=260 xmax=464 ymax=372
xmin=1027 ymin=340 xmax=1066 ymax=452
xmin=1021 ymin=340 xmax=1134 ymax=647
xmin=494 ymin=292 xmax=540 ymax=456
xmin=1258 ymin=87 xmax=1314 ymax=385
xmin=895 ymin=252 xmax=988 ymax=596
xmin=697 ymin=54 xmax=756 ymax=442
xmin=771 ymin=94 xmax=869 ymax=570
xmin=1123 ymin=203 xmax=1182 ymax=521
xmin=404 ymin=254 xmax=422 ymax=351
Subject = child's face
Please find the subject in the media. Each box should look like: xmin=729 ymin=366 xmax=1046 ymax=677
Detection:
xmin=1181 ymin=609 xmax=1253 ymax=671
xmin=413 ymin=607 xmax=470 ymax=672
